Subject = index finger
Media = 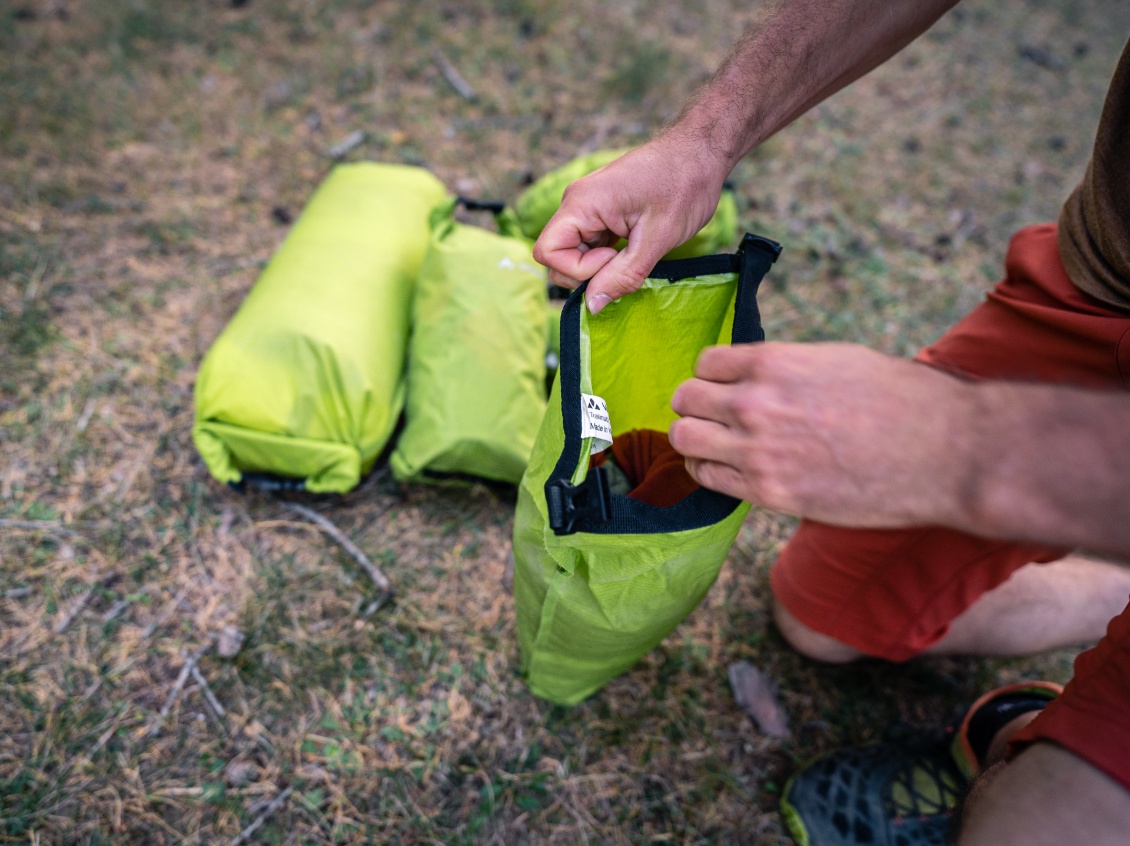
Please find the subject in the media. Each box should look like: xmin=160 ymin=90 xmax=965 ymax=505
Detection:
xmin=533 ymin=212 xmax=620 ymax=283
xmin=693 ymin=344 xmax=762 ymax=383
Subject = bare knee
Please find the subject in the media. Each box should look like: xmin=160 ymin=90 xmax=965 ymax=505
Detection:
xmin=772 ymin=599 xmax=864 ymax=664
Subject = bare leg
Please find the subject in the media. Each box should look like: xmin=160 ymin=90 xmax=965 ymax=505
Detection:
xmin=772 ymin=599 xmax=865 ymax=663
xmin=926 ymin=554 xmax=1130 ymax=656
xmin=772 ymin=554 xmax=1130 ymax=663
xmin=958 ymin=743 xmax=1130 ymax=846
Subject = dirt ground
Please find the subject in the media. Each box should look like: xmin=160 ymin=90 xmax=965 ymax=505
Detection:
xmin=2 ymin=0 xmax=1127 ymax=843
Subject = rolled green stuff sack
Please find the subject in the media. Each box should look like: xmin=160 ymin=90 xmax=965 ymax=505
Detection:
xmin=193 ymin=162 xmax=447 ymax=493
xmin=389 ymin=198 xmax=548 ymax=485
xmin=512 ymin=148 xmax=739 ymax=259
xmin=513 ymin=233 xmax=782 ymax=705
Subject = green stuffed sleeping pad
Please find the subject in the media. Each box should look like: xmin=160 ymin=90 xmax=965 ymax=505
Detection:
xmin=193 ymin=162 xmax=447 ymax=493
xmin=512 ymin=147 xmax=739 ymax=259
xmin=389 ymin=197 xmax=548 ymax=486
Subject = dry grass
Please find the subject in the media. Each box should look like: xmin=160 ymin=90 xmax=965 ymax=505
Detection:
xmin=1 ymin=0 xmax=1126 ymax=842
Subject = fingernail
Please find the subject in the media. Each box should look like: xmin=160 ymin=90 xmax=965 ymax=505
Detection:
xmin=587 ymin=293 xmax=612 ymax=315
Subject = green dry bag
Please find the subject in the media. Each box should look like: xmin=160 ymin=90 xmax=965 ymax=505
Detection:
xmin=512 ymin=148 xmax=739 ymax=259
xmin=513 ymin=233 xmax=782 ymax=705
xmin=389 ymin=197 xmax=548 ymax=485
xmin=193 ymin=163 xmax=447 ymax=493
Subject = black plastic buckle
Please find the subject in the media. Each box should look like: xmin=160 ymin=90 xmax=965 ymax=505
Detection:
xmin=545 ymin=465 xmax=613 ymax=535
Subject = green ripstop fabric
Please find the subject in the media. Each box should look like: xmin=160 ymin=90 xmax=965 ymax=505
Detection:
xmin=546 ymin=301 xmax=563 ymax=362
xmin=193 ymin=162 xmax=447 ymax=493
xmin=389 ymin=198 xmax=549 ymax=485
xmin=512 ymin=147 xmax=739 ymax=259
xmin=513 ymin=235 xmax=781 ymax=705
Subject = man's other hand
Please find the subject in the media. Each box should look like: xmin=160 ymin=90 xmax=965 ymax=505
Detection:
xmin=669 ymin=342 xmax=974 ymax=528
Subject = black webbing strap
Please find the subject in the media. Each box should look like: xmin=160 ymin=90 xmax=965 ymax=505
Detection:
xmin=545 ymin=284 xmax=589 ymax=532
xmin=229 ymin=472 xmax=306 ymax=494
xmin=733 ymin=233 xmax=781 ymax=344
xmin=545 ymin=232 xmax=781 ymax=536
xmin=645 ymin=253 xmax=736 ymax=280
xmin=455 ymin=196 xmax=507 ymax=214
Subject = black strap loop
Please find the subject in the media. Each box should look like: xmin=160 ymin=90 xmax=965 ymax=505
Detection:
xmin=229 ymin=472 xmax=307 ymax=494
xmin=455 ymin=196 xmax=507 ymax=214
xmin=733 ymin=233 xmax=782 ymax=344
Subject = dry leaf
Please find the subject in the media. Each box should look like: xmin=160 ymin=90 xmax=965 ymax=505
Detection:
xmin=728 ymin=661 xmax=790 ymax=740
xmin=217 ymin=625 xmax=245 ymax=658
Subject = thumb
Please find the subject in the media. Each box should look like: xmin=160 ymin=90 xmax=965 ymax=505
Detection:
xmin=585 ymin=234 xmax=667 ymax=315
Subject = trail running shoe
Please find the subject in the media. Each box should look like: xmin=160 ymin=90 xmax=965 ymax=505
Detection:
xmin=780 ymin=681 xmax=1063 ymax=846
xmin=948 ymin=680 xmax=1062 ymax=780
xmin=780 ymin=741 xmax=963 ymax=846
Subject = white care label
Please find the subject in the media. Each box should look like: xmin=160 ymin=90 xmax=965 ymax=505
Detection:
xmin=580 ymin=393 xmax=613 ymax=454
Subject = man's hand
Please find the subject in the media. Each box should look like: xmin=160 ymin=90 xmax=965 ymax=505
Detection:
xmin=670 ymin=341 xmax=1130 ymax=557
xmin=669 ymin=342 xmax=977 ymax=529
xmin=532 ymin=133 xmax=729 ymax=315
xmin=532 ymin=0 xmax=960 ymax=315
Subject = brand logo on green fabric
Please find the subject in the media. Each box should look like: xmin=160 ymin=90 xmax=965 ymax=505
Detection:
xmin=496 ymin=256 xmax=541 ymax=275
xmin=580 ymin=393 xmax=612 ymax=454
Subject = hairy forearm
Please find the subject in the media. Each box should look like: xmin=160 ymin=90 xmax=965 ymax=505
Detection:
xmin=955 ymin=382 xmax=1130 ymax=558
xmin=668 ymin=0 xmax=960 ymax=174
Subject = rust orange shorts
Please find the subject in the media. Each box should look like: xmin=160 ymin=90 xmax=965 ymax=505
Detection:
xmin=769 ymin=223 xmax=1130 ymax=661
xmin=1009 ymin=599 xmax=1130 ymax=792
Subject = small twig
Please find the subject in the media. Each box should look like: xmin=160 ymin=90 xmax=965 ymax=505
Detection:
xmin=101 ymin=598 xmax=130 ymax=623
xmin=502 ymin=553 xmax=514 ymax=593
xmin=431 ymin=46 xmax=477 ymax=101
xmin=159 ymin=786 xmax=204 ymax=796
xmin=143 ymin=588 xmax=190 ymax=639
xmin=114 ymin=440 xmax=157 ymax=503
xmin=90 ymin=722 xmax=117 ymax=756
xmin=4 ymin=587 xmax=33 ymax=599
xmin=218 ymin=505 xmax=235 ymax=539
xmin=285 ymin=504 xmax=392 ymax=595
xmin=326 ymin=130 xmax=365 ymax=159
xmin=231 ymin=785 xmax=294 ymax=846
xmin=149 ymin=641 xmax=212 ymax=737
xmin=1 ymin=518 xmax=80 ymax=535
xmin=54 ymin=572 xmax=118 ymax=634
xmin=158 ymin=784 xmax=274 ymax=797
xmin=75 ymin=398 xmax=97 ymax=433
xmin=359 ymin=593 xmax=393 ymax=618
xmin=23 ymin=249 xmax=49 ymax=301
xmin=190 ymin=664 xmax=227 ymax=719
xmin=81 ymin=678 xmax=103 ymax=702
